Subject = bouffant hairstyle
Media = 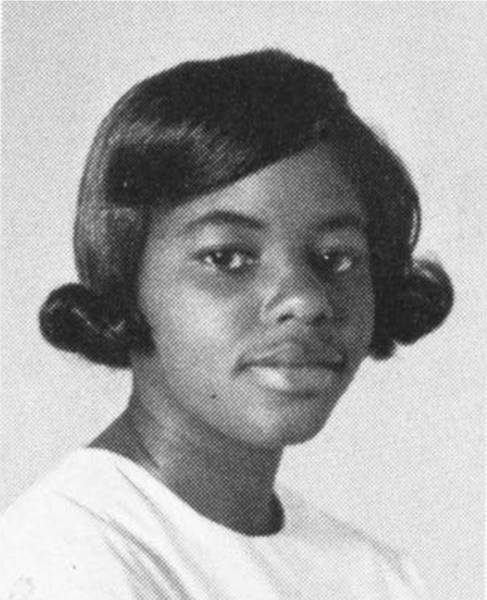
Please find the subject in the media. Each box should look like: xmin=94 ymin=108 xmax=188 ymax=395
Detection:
xmin=39 ymin=49 xmax=453 ymax=368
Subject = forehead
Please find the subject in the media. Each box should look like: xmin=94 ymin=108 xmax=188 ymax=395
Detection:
xmin=151 ymin=144 xmax=364 ymax=237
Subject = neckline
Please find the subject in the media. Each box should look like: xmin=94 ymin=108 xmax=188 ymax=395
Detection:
xmin=73 ymin=446 xmax=290 ymax=541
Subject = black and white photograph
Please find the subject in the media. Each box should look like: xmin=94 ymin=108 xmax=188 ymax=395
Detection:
xmin=1 ymin=3 xmax=485 ymax=600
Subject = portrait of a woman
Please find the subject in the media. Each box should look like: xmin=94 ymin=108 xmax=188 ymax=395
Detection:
xmin=0 ymin=46 xmax=454 ymax=599
xmin=2 ymin=4 xmax=483 ymax=600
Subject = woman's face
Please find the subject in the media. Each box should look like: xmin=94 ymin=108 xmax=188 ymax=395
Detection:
xmin=135 ymin=145 xmax=374 ymax=449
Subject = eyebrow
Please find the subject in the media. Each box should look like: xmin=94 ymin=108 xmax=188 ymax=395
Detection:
xmin=315 ymin=214 xmax=366 ymax=234
xmin=178 ymin=210 xmax=265 ymax=236
xmin=177 ymin=209 xmax=366 ymax=237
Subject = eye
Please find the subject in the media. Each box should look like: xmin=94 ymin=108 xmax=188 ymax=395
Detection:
xmin=317 ymin=250 xmax=366 ymax=276
xmin=196 ymin=248 xmax=257 ymax=273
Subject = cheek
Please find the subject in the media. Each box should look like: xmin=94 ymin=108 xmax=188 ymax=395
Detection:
xmin=141 ymin=277 xmax=257 ymax=363
xmin=339 ymin=278 xmax=375 ymax=349
xmin=357 ymin=292 xmax=375 ymax=346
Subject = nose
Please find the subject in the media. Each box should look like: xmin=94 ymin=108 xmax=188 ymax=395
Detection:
xmin=260 ymin=259 xmax=337 ymax=328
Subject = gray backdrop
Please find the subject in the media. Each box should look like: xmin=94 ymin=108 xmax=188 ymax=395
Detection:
xmin=2 ymin=3 xmax=485 ymax=600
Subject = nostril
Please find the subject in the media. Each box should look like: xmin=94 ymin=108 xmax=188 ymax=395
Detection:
xmin=272 ymin=304 xmax=334 ymax=327
xmin=276 ymin=312 xmax=293 ymax=324
xmin=261 ymin=276 xmax=337 ymax=326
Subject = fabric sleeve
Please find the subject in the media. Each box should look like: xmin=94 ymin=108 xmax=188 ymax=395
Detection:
xmin=0 ymin=498 xmax=136 ymax=600
xmin=0 ymin=534 xmax=134 ymax=600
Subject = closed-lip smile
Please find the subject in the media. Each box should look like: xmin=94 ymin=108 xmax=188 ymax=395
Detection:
xmin=239 ymin=340 xmax=346 ymax=372
xmin=236 ymin=338 xmax=348 ymax=395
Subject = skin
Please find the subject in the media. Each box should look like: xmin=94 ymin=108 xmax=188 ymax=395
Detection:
xmin=92 ymin=144 xmax=374 ymax=536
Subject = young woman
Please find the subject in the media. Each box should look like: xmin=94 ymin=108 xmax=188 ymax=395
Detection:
xmin=1 ymin=50 xmax=452 ymax=599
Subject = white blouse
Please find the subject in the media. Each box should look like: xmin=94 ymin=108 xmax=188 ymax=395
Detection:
xmin=0 ymin=448 xmax=429 ymax=600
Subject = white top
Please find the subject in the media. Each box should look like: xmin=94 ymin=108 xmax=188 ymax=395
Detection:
xmin=0 ymin=449 xmax=429 ymax=600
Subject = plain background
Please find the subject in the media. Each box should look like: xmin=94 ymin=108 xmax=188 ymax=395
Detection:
xmin=1 ymin=2 xmax=485 ymax=599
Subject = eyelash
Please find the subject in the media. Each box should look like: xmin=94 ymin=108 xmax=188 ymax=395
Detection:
xmin=316 ymin=251 xmax=366 ymax=275
xmin=195 ymin=247 xmax=257 ymax=273
xmin=194 ymin=247 xmax=367 ymax=276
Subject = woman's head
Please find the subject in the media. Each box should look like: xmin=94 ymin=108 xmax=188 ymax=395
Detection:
xmin=133 ymin=144 xmax=375 ymax=446
xmin=40 ymin=49 xmax=453 ymax=373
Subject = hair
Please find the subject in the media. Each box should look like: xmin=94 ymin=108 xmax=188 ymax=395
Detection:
xmin=39 ymin=49 xmax=453 ymax=368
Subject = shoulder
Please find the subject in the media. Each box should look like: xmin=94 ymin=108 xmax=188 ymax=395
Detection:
xmin=2 ymin=449 xmax=132 ymax=526
xmin=0 ymin=448 xmax=170 ymax=544
xmin=0 ymin=449 xmax=153 ymax=600
xmin=279 ymin=484 xmax=430 ymax=598
xmin=280 ymin=483 xmax=393 ymax=550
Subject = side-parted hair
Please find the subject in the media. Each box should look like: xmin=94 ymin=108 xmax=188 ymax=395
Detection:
xmin=39 ymin=50 xmax=453 ymax=367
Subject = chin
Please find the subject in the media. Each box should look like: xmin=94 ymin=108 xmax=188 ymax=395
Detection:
xmin=240 ymin=402 xmax=335 ymax=449
xmin=263 ymin=428 xmax=325 ymax=449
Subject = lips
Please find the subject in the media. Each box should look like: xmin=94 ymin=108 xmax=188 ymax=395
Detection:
xmin=237 ymin=338 xmax=347 ymax=395
xmin=239 ymin=340 xmax=346 ymax=371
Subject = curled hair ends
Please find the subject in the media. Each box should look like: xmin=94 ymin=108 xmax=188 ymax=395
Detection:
xmin=39 ymin=283 xmax=153 ymax=368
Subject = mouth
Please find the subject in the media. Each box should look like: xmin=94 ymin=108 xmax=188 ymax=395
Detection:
xmin=238 ymin=340 xmax=347 ymax=395
xmin=245 ymin=365 xmax=341 ymax=395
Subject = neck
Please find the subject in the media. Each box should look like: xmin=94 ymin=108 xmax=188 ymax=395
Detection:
xmin=91 ymin=388 xmax=283 ymax=536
